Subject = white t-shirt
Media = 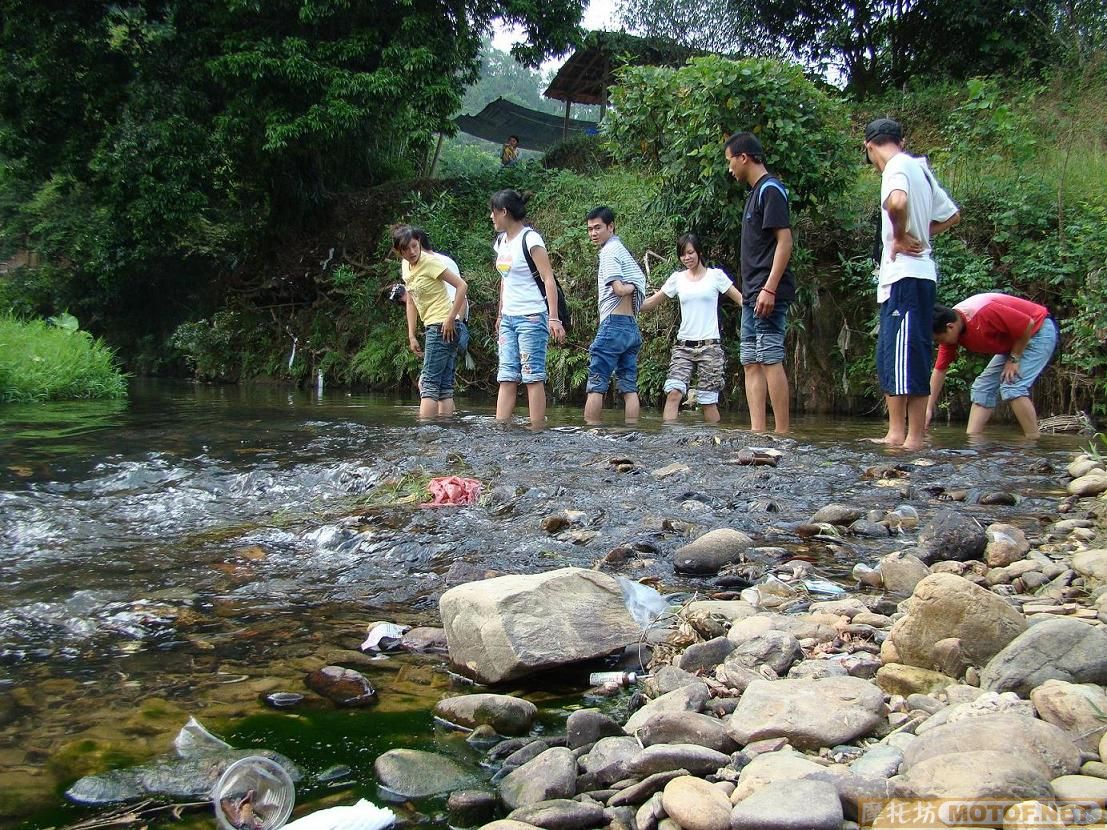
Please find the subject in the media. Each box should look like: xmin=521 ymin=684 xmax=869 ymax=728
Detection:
xmin=660 ymin=267 xmax=733 ymax=341
xmin=494 ymin=228 xmax=548 ymax=316
xmin=877 ymin=152 xmax=958 ymax=302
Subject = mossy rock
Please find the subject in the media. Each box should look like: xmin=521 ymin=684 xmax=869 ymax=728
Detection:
xmin=47 ymin=737 xmax=140 ymax=781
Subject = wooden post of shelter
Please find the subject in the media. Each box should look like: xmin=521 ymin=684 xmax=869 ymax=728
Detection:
xmin=562 ymin=100 xmax=572 ymax=141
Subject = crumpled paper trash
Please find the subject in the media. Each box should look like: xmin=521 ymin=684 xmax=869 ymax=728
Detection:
xmin=421 ymin=476 xmax=481 ymax=507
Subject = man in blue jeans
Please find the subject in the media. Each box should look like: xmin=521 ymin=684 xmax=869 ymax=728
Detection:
xmin=584 ymin=206 xmax=647 ymax=424
xmin=725 ymin=131 xmax=794 ymax=434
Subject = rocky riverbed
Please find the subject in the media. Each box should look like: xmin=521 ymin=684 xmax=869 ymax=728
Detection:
xmin=2 ymin=398 xmax=1104 ymax=827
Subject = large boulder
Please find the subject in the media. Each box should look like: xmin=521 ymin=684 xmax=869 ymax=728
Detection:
xmin=434 ymin=694 xmax=537 ymax=735
xmin=672 ymin=528 xmax=753 ymax=575
xmin=726 ymin=676 xmax=885 ymax=750
xmin=892 ymin=750 xmax=1053 ymax=802
xmin=886 ymin=574 xmax=1026 ymax=672
xmin=624 ymin=681 xmax=709 ymax=734
xmin=439 ymin=568 xmax=642 ymax=684
xmin=634 ymin=710 xmax=738 ymax=754
xmin=1072 ymin=549 xmax=1107 ymax=588
xmin=981 ymin=617 xmax=1107 ymax=696
xmin=902 ymin=713 xmax=1081 ymax=778
xmin=916 ymin=509 xmax=987 ymax=564
xmin=661 ymin=776 xmax=732 ymax=830
xmin=374 ymin=749 xmax=477 ymax=798
xmin=730 ymin=749 xmax=826 ymax=801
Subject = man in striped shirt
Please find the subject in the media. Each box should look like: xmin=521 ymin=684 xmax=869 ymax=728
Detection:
xmin=584 ymin=206 xmax=647 ymax=424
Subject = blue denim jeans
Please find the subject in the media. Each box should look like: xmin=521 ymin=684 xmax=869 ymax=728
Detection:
xmin=587 ymin=314 xmax=642 ymax=394
xmin=971 ymin=317 xmax=1059 ymax=407
xmin=420 ymin=324 xmax=459 ymax=401
xmin=497 ymin=312 xmax=549 ymax=384
xmin=740 ymin=301 xmax=790 ymax=366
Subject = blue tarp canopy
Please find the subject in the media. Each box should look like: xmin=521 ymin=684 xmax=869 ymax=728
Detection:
xmin=454 ymin=98 xmax=598 ymax=151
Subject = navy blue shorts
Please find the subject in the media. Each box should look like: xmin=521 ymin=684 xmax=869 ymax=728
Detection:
xmin=877 ymin=278 xmax=935 ymax=396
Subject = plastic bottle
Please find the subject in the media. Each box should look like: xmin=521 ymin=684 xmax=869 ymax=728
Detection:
xmin=588 ymin=671 xmax=645 ymax=687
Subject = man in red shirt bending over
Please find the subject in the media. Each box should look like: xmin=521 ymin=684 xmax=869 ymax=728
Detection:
xmin=927 ymin=293 xmax=1059 ymax=438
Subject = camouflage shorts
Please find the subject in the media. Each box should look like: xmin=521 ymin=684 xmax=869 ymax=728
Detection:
xmin=664 ymin=342 xmax=725 ymax=404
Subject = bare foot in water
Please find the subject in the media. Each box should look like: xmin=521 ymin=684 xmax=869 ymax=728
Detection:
xmin=865 ymin=435 xmax=904 ymax=446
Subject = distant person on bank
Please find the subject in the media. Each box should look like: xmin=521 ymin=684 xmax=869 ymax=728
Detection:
xmin=724 ymin=131 xmax=795 ymax=434
xmin=583 ymin=206 xmax=647 ymax=424
xmin=490 ymin=188 xmax=565 ymax=427
xmin=863 ymin=118 xmax=961 ymax=451
xmin=391 ymin=224 xmax=468 ymax=419
xmin=927 ymin=293 xmax=1059 ymax=438
xmin=500 ymin=135 xmax=520 ymax=167
xmin=640 ymin=233 xmax=743 ymax=422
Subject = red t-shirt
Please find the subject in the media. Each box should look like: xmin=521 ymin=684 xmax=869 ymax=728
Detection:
xmin=935 ymin=293 xmax=1049 ymax=371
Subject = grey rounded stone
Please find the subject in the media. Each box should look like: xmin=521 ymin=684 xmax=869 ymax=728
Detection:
xmin=435 ymin=693 xmax=538 ymax=736
xmin=507 ymin=798 xmax=607 ymax=830
xmin=731 ymin=778 xmax=843 ymax=829
xmin=374 ymin=748 xmax=476 ymax=798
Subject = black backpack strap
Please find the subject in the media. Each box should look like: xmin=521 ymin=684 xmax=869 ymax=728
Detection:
xmin=521 ymin=228 xmax=548 ymax=298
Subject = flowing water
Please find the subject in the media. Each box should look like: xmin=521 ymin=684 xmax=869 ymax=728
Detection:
xmin=0 ymin=380 xmax=1086 ymax=827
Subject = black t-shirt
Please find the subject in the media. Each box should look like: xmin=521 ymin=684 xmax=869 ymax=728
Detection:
xmin=739 ymin=174 xmax=795 ymax=305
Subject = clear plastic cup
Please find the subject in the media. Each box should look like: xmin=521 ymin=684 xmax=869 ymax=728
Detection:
xmin=213 ymin=755 xmax=296 ymax=830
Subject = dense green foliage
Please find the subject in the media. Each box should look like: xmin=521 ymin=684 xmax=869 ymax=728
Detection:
xmin=615 ymin=0 xmax=1106 ymax=95
xmin=0 ymin=0 xmax=584 ymax=363
xmin=0 ymin=314 xmax=128 ymax=402
xmin=603 ymin=56 xmax=854 ymax=255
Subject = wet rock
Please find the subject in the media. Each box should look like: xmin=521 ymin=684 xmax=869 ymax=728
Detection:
xmin=1068 ymin=457 xmax=1104 ymax=478
xmin=876 ymin=551 xmax=929 ymax=596
xmin=607 ymin=769 xmax=689 ymax=808
xmin=579 ymin=736 xmax=640 ymax=785
xmin=1030 ymin=679 xmax=1107 ymax=753
xmin=445 ymin=561 xmax=504 ymax=586
xmin=305 ymin=666 xmax=377 ymax=707
xmin=434 ymin=694 xmax=537 ymax=736
xmin=916 ymin=509 xmax=986 ymax=564
xmin=886 ymin=574 xmax=1026 ymax=672
xmin=661 ymin=775 xmax=731 ymax=830
xmin=500 ymin=747 xmax=578 ymax=809
xmin=467 ymin=724 xmax=501 ymax=748
xmin=1068 ymin=472 xmax=1107 ymax=497
xmin=875 ymin=664 xmax=956 ymax=696
xmin=567 ymin=709 xmax=624 ymax=749
xmin=504 ymin=740 xmax=550 ymax=769
xmin=672 ymin=529 xmax=754 ymax=575
xmin=373 ymin=748 xmax=476 ymax=798
xmin=980 ymin=617 xmax=1107 ymax=696
xmin=675 ymin=636 xmax=735 ymax=674
xmin=811 ymin=504 xmax=864 ymax=525
xmin=507 ymin=799 xmax=607 ymax=830
xmin=440 ymin=568 xmax=642 ymax=684
xmin=727 ymin=677 xmax=885 ymax=750
xmin=652 ymin=462 xmax=690 ymax=479
xmin=731 ymin=778 xmax=843 ymax=829
xmin=401 ymin=627 xmax=448 ymax=652
xmin=449 ymin=789 xmax=499 ymax=826
xmin=624 ymin=681 xmax=709 ymax=734
xmin=626 ymin=744 xmax=730 ymax=777
xmin=480 ymin=822 xmax=542 ymax=830
xmin=903 ymin=713 xmax=1080 ymax=777
xmin=894 ymin=750 xmax=1055 ymax=804
xmin=635 ymin=711 xmax=737 ymax=754
xmin=850 ymin=519 xmax=890 ymax=538
xmin=979 ymin=491 xmax=1018 ymax=506
xmin=984 ymin=523 xmax=1030 ymax=567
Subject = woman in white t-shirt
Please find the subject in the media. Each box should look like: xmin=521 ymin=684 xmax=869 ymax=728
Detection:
xmin=640 ymin=234 xmax=743 ymax=422
xmin=489 ymin=189 xmax=565 ymax=427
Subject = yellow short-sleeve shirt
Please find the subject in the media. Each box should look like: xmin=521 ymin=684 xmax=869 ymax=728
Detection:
xmin=402 ymin=252 xmax=453 ymax=326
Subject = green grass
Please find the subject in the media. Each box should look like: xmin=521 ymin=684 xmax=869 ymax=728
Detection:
xmin=0 ymin=315 xmax=128 ymax=403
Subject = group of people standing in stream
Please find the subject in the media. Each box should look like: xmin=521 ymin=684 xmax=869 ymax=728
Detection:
xmin=390 ymin=122 xmax=1060 ymax=447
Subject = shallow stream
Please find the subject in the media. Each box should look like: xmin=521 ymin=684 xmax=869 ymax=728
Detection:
xmin=0 ymin=380 xmax=1085 ymax=827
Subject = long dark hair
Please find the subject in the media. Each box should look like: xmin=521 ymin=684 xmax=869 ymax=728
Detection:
xmin=490 ymin=189 xmax=528 ymax=221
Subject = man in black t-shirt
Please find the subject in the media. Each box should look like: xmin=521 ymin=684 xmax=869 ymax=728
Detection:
xmin=724 ymin=131 xmax=795 ymax=434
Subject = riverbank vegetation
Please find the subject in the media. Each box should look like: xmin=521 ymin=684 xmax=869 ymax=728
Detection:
xmin=0 ymin=314 xmax=127 ymax=403
xmin=1 ymin=2 xmax=1104 ymax=419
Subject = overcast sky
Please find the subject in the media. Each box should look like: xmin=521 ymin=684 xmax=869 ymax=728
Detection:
xmin=492 ymin=0 xmax=619 ymax=73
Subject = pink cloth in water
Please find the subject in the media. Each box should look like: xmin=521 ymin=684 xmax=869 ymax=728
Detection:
xmin=422 ymin=476 xmax=482 ymax=507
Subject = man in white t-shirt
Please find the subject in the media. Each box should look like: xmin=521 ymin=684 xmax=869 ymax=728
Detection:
xmin=864 ymin=118 xmax=961 ymax=451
